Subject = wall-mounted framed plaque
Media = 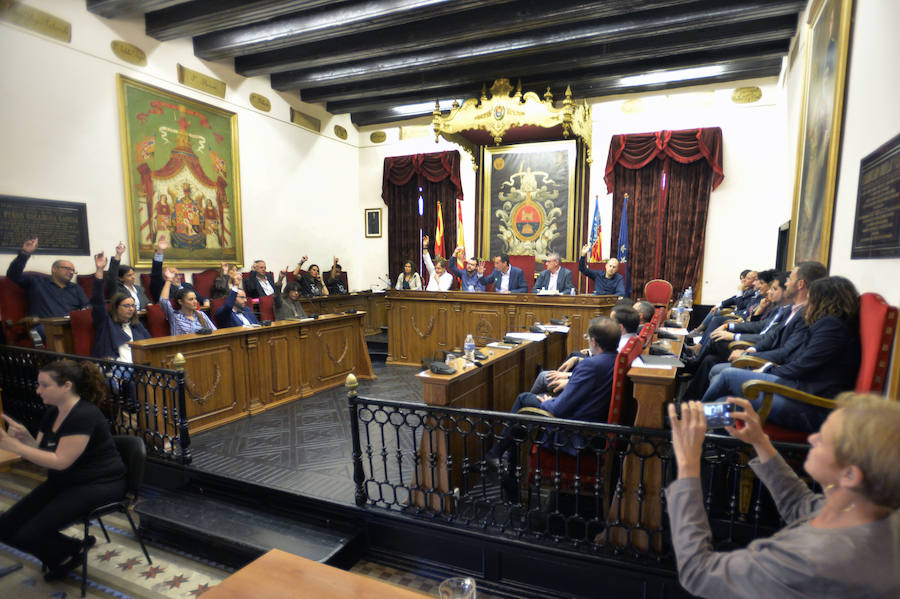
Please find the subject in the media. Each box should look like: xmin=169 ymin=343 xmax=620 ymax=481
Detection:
xmin=851 ymin=132 xmax=900 ymax=259
xmin=0 ymin=196 xmax=89 ymax=255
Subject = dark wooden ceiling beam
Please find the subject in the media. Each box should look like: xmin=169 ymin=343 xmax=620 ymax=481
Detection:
xmin=87 ymin=0 xmax=187 ymax=19
xmin=192 ymin=0 xmax=518 ymax=61
xmin=271 ymin=1 xmax=804 ymax=91
xmin=314 ymin=18 xmax=796 ymax=107
xmin=146 ymin=1 xmax=342 ymax=41
xmin=235 ymin=0 xmax=697 ymax=78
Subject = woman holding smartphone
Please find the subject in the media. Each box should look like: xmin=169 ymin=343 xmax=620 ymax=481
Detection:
xmin=667 ymin=395 xmax=900 ymax=598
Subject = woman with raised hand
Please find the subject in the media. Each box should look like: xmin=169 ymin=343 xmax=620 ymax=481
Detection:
xmin=274 ymin=266 xmax=307 ymax=320
xmin=91 ymin=251 xmax=151 ymax=360
xmin=105 ymin=241 xmax=152 ymax=310
xmin=0 ymin=360 xmax=127 ymax=580
xmin=159 ymin=266 xmax=217 ymax=335
xmin=667 ymin=395 xmax=900 ymax=599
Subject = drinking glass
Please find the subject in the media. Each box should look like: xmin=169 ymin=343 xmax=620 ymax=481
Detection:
xmin=438 ymin=577 xmax=476 ymax=599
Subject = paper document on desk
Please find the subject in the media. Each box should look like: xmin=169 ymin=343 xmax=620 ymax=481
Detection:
xmin=632 ymin=355 xmax=684 ymax=369
xmin=504 ymin=332 xmax=546 ymax=341
xmin=536 ymin=324 xmax=570 ymax=333
xmin=658 ymin=326 xmax=689 ymax=336
xmin=486 ymin=342 xmax=516 ymax=349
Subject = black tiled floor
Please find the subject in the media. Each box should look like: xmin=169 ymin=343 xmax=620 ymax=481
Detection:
xmin=190 ymin=363 xmax=422 ymax=505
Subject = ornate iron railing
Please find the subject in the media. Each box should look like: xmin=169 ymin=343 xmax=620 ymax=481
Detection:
xmin=347 ymin=392 xmax=812 ymax=564
xmin=0 ymin=345 xmax=190 ymax=463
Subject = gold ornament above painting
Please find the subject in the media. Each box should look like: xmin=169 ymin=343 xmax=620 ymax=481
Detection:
xmin=431 ymin=78 xmax=592 ymax=261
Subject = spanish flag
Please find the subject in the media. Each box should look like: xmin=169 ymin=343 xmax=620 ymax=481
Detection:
xmin=456 ymin=199 xmax=465 ymax=268
xmin=434 ymin=201 xmax=445 ymax=258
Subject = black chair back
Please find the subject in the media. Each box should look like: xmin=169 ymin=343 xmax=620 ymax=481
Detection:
xmin=113 ymin=435 xmax=146 ymax=498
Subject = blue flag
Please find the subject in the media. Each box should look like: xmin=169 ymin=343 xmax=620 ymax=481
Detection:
xmin=617 ymin=193 xmax=631 ymax=297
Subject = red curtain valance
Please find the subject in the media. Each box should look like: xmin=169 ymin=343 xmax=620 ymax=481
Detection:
xmin=604 ymin=128 xmax=724 ymax=193
xmin=382 ymin=150 xmax=463 ymax=203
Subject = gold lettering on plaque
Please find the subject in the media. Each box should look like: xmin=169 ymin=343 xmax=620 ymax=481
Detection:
xmin=177 ymin=64 xmax=226 ymax=98
xmin=731 ymin=87 xmax=762 ymax=104
xmin=249 ymin=93 xmax=271 ymax=112
xmin=333 ymin=125 xmax=348 ymax=140
xmin=1 ymin=1 xmax=71 ymax=43
xmin=290 ymin=108 xmax=321 ymax=133
xmin=111 ymin=40 xmax=147 ymax=66
xmin=370 ymin=131 xmax=387 ymax=143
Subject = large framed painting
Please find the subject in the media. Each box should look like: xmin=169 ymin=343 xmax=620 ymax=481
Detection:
xmin=787 ymin=0 xmax=853 ymax=267
xmin=480 ymin=140 xmax=578 ymax=261
xmin=117 ymin=74 xmax=243 ymax=268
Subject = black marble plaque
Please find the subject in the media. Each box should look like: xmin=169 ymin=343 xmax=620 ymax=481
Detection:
xmin=851 ymin=133 xmax=900 ymax=259
xmin=0 ymin=196 xmax=90 ymax=255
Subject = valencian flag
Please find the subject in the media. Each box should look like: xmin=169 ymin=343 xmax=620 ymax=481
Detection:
xmin=617 ymin=193 xmax=631 ymax=297
xmin=588 ymin=195 xmax=603 ymax=262
xmin=434 ymin=201 xmax=446 ymax=258
xmin=456 ymin=199 xmax=466 ymax=269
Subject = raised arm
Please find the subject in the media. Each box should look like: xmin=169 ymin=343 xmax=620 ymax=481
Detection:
xmin=149 ymin=237 xmax=167 ymax=301
xmin=158 ymin=267 xmax=176 ymax=321
xmin=422 ymin=235 xmax=436 ymax=276
xmin=92 ymin=252 xmax=109 ymax=326
xmin=6 ymin=237 xmax=38 ymax=286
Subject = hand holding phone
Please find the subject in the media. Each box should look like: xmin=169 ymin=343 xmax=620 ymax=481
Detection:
xmin=703 ymin=401 xmax=735 ymax=428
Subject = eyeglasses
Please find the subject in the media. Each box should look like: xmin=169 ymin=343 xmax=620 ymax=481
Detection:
xmin=56 ymin=265 xmax=76 ymax=272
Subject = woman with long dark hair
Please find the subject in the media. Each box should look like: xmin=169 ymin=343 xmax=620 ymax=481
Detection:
xmin=394 ymin=260 xmax=422 ymax=290
xmin=0 ymin=360 xmax=126 ymax=579
xmin=92 ymin=252 xmax=151 ymax=360
xmin=159 ymin=267 xmax=217 ymax=335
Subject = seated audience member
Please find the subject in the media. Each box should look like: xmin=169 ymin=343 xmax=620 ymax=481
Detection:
xmin=689 ymin=269 xmax=757 ymax=336
xmin=711 ymin=271 xmax=789 ymax=345
xmin=667 ymin=395 xmax=900 ymax=599
xmin=149 ymin=238 xmax=208 ymax=307
xmin=214 ymin=285 xmax=258 ymax=328
xmin=533 ymin=252 xmax=574 ymax=294
xmin=634 ymin=300 xmax=655 ymax=325
xmin=274 ymin=268 xmax=307 ymax=320
xmin=210 ymin=262 xmax=239 ymax=300
xmin=479 ymin=252 xmax=528 ymax=293
xmin=578 ymin=244 xmax=625 ymax=296
xmin=702 ymin=276 xmax=861 ymax=432
xmin=105 ymin=241 xmax=152 ymax=310
xmin=325 ymin=257 xmax=349 ymax=295
xmin=159 ymin=267 xmax=216 ymax=335
xmin=421 ymin=235 xmax=454 ymax=291
xmin=485 ymin=316 xmax=621 ymax=467
xmin=447 ymin=247 xmax=486 ymax=292
xmin=611 ymin=304 xmax=640 ymax=350
xmin=395 ymin=260 xmax=423 ymax=290
xmin=91 ymin=252 xmax=150 ymax=360
xmin=0 ymin=360 xmax=127 ymax=580
xmin=5 ymin=237 xmax=89 ymax=319
xmin=245 ymin=259 xmax=275 ymax=299
xmin=294 ymin=255 xmax=330 ymax=297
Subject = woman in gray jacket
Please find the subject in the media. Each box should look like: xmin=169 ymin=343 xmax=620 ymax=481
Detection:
xmin=667 ymin=394 xmax=900 ymax=599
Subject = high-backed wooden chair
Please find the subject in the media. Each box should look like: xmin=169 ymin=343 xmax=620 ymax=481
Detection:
xmin=76 ymin=275 xmax=96 ymax=300
xmin=209 ymin=297 xmax=227 ymax=327
xmin=258 ymin=294 xmax=275 ymax=322
xmin=643 ymin=279 xmax=673 ymax=307
xmin=508 ymin=255 xmax=534 ymax=292
xmin=69 ymin=308 xmax=95 ymax=356
xmin=740 ymin=292 xmax=898 ymax=443
xmin=145 ymin=304 xmax=169 ymax=338
xmin=192 ymin=268 xmax=219 ymax=300
xmin=0 ymin=276 xmax=34 ymax=347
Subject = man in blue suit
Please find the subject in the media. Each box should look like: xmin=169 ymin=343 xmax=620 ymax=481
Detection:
xmin=485 ymin=316 xmax=620 ymax=469
xmin=533 ymin=252 xmax=574 ymax=294
xmin=480 ymin=253 xmax=528 ymax=293
xmin=214 ymin=286 xmax=258 ymax=328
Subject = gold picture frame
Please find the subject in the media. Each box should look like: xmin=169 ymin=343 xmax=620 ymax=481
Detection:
xmin=365 ymin=207 xmax=382 ymax=238
xmin=787 ymin=0 xmax=853 ymax=268
xmin=117 ymin=74 xmax=244 ymax=268
xmin=480 ymin=139 xmax=579 ymax=261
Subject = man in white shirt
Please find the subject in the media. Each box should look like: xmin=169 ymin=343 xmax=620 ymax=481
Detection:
xmin=422 ymin=235 xmax=454 ymax=291
xmin=245 ymin=260 xmax=275 ymax=298
xmin=533 ymin=252 xmax=574 ymax=294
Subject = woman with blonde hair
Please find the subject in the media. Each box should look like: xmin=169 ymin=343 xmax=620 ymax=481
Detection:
xmin=668 ymin=393 xmax=900 ymax=598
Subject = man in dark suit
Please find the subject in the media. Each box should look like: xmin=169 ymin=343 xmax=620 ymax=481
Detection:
xmin=244 ymin=260 xmax=275 ymax=299
xmin=480 ymin=253 xmax=528 ymax=293
xmin=533 ymin=252 xmax=574 ymax=294
xmin=214 ymin=286 xmax=258 ymax=328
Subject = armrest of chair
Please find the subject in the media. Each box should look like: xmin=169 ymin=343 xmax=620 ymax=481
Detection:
xmin=517 ymin=406 xmax=555 ymax=419
xmin=718 ymin=308 xmax=734 ymax=316
xmin=732 ymin=355 xmax=769 ymax=369
xmin=740 ymin=379 xmax=837 ymax=425
xmin=729 ymin=340 xmax=755 ymax=350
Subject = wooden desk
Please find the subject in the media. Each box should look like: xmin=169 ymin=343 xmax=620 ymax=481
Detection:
xmin=131 ymin=313 xmax=375 ymax=434
xmin=203 ymin=549 xmax=429 ymax=599
xmin=385 ymin=290 xmax=616 ymax=366
xmin=300 ymin=292 xmax=387 ymax=336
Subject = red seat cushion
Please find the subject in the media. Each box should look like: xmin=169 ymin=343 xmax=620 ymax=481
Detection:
xmin=258 ymin=294 xmax=275 ymax=321
xmin=644 ymin=279 xmax=673 ymax=306
xmin=192 ymin=268 xmax=219 ymax=300
xmin=856 ymin=292 xmax=898 ymax=393
xmin=69 ymin=308 xmax=95 ymax=356
xmin=145 ymin=304 xmax=169 ymax=338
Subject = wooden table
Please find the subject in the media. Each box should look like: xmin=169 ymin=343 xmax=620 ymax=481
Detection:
xmin=202 ymin=549 xmax=430 ymax=599
xmin=131 ymin=313 xmax=375 ymax=434
xmin=385 ymin=290 xmax=616 ymax=366
xmin=301 ymin=292 xmax=387 ymax=336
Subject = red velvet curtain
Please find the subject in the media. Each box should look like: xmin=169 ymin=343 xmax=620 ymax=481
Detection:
xmin=382 ymin=151 xmax=461 ymax=283
xmin=607 ymin=128 xmax=723 ymax=298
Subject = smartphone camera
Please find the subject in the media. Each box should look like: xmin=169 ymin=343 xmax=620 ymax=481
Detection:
xmin=703 ymin=401 xmax=735 ymax=428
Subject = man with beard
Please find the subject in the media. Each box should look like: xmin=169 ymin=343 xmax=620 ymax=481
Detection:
xmin=448 ymin=246 xmax=486 ymax=292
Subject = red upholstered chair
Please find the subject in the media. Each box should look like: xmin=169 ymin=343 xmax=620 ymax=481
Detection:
xmin=140 ymin=273 xmax=151 ymax=295
xmin=508 ymin=255 xmax=534 ymax=292
xmin=741 ymin=292 xmax=898 ymax=443
xmin=638 ymin=322 xmax=655 ymax=349
xmin=643 ymin=279 xmax=673 ymax=307
xmin=258 ymin=294 xmax=275 ymax=322
xmin=520 ymin=336 xmax=645 ymax=496
xmin=192 ymin=268 xmax=219 ymax=300
xmin=209 ymin=297 xmax=227 ymax=327
xmin=69 ymin=308 xmax=95 ymax=356
xmin=145 ymin=304 xmax=169 ymax=338
xmin=0 ymin=276 xmax=34 ymax=347
xmin=76 ymin=275 xmax=96 ymax=300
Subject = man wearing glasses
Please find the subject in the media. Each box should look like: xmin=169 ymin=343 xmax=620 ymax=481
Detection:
xmin=5 ymin=237 xmax=90 ymax=324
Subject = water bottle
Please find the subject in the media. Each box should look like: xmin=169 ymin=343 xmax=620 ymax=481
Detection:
xmin=570 ymin=287 xmax=576 ymax=296
xmin=676 ymin=297 xmax=686 ymax=327
xmin=685 ymin=286 xmax=693 ymax=308
xmin=464 ymin=334 xmax=475 ymax=361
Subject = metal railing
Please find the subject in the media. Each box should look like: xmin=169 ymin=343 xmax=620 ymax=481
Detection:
xmin=0 ymin=345 xmax=190 ymax=463
xmin=347 ymin=391 xmax=812 ymax=564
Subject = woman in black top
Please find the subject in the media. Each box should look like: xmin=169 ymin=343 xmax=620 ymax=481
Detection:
xmin=0 ymin=360 xmax=126 ymax=579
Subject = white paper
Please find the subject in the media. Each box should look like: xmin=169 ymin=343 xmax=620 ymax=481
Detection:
xmin=504 ymin=332 xmax=546 ymax=341
xmin=486 ymin=342 xmax=516 ymax=349
xmin=537 ymin=324 xmax=570 ymax=333
xmin=630 ymin=356 xmax=675 ymax=369
xmin=658 ymin=326 xmax=689 ymax=335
